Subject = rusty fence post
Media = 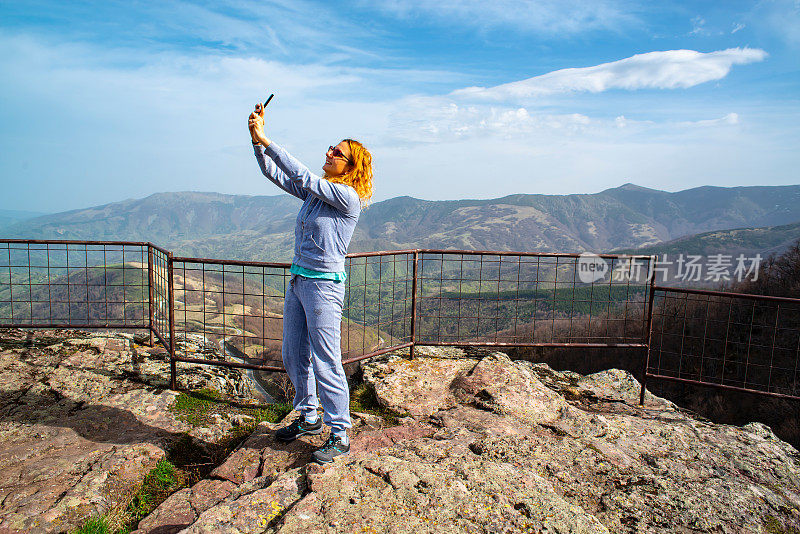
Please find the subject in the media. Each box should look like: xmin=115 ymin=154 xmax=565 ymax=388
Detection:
xmin=640 ymin=255 xmax=658 ymax=405
xmin=147 ymin=245 xmax=154 ymax=347
xmin=409 ymin=250 xmax=419 ymax=358
xmin=168 ymin=251 xmax=177 ymax=390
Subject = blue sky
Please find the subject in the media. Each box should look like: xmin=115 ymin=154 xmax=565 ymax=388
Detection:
xmin=1 ymin=0 xmax=798 ymax=213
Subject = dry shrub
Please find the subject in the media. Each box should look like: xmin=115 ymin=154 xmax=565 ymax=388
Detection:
xmin=272 ymin=372 xmax=296 ymax=403
xmin=733 ymin=239 xmax=800 ymax=298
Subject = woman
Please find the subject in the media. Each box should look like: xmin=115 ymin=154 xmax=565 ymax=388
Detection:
xmin=248 ymin=103 xmax=373 ymax=464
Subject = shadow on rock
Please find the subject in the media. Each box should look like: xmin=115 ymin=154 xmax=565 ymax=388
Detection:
xmin=0 ymin=387 xmax=211 ymax=450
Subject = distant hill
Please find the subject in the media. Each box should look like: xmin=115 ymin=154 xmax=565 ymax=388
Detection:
xmin=3 ymin=192 xmax=302 ymax=261
xmin=2 ymin=192 xmax=301 ymax=242
xmin=0 ymin=209 xmax=49 ymax=231
xmin=4 ymin=183 xmax=800 ymax=261
xmin=613 ymin=221 xmax=800 ymax=259
xmin=354 ymin=183 xmax=800 ymax=254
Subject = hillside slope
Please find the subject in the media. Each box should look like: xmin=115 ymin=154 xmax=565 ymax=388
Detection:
xmin=614 ymin=220 xmax=800 ymax=258
xmin=5 ymin=183 xmax=800 ymax=261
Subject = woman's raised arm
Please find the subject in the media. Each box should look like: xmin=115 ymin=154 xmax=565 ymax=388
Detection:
xmin=249 ymin=105 xmax=360 ymax=214
xmin=250 ymin=105 xmax=308 ymax=200
xmin=253 ymin=144 xmax=309 ymax=200
xmin=263 ymin=143 xmax=360 ymax=216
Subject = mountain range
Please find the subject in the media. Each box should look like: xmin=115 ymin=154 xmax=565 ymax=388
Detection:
xmin=615 ymin=220 xmax=800 ymax=258
xmin=0 ymin=209 xmax=48 ymax=231
xmin=3 ymin=183 xmax=800 ymax=262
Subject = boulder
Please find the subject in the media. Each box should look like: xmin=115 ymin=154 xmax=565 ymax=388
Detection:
xmin=131 ymin=479 xmax=237 ymax=534
xmin=362 ymin=352 xmax=476 ymax=417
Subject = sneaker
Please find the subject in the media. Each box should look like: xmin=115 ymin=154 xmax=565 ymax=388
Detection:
xmin=311 ymin=434 xmax=350 ymax=464
xmin=275 ymin=415 xmax=322 ymax=442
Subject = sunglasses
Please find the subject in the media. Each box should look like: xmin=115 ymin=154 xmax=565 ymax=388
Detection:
xmin=328 ymin=145 xmax=353 ymax=165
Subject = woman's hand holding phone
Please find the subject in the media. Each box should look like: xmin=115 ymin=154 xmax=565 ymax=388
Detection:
xmin=248 ymin=104 xmax=265 ymax=145
xmin=249 ymin=95 xmax=273 ymax=146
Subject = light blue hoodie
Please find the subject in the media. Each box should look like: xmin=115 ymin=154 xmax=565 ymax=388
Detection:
xmin=254 ymin=142 xmax=361 ymax=273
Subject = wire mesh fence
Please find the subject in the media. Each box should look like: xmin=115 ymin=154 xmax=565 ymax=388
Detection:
xmin=646 ymin=286 xmax=800 ymax=399
xmin=0 ymin=240 xmax=150 ymax=329
xmin=414 ymin=251 xmax=655 ymax=347
xmin=166 ymin=251 xmax=417 ymax=371
xmin=342 ymin=251 xmax=415 ymax=363
xmin=2 ymin=239 xmax=798 ymax=402
xmin=149 ymin=244 xmax=171 ymax=350
xmin=169 ymin=256 xmax=290 ymax=372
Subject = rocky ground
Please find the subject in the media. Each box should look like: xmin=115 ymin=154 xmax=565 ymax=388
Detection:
xmin=133 ymin=346 xmax=800 ymax=534
xmin=0 ymin=329 xmax=256 ymax=533
xmin=2 ymin=331 xmax=800 ymax=533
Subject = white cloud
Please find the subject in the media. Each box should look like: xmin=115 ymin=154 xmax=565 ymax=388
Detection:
xmin=680 ymin=113 xmax=739 ymax=127
xmin=689 ymin=16 xmax=706 ymax=36
xmin=731 ymin=22 xmax=746 ymax=34
xmin=364 ymin=0 xmax=640 ymax=36
xmin=451 ymin=48 xmax=768 ymax=101
xmin=383 ymin=45 xmax=760 ymax=146
xmin=387 ymin=95 xmax=742 ymax=144
xmin=388 ymin=98 xmax=599 ymax=143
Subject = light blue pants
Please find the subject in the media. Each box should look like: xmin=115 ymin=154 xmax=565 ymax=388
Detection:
xmin=282 ymin=273 xmax=351 ymax=438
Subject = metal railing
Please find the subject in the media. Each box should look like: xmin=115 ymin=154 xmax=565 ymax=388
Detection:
xmin=0 ymin=240 xmax=152 ymax=329
xmin=168 ymin=255 xmax=291 ymax=378
xmin=2 ymin=239 xmax=798 ymax=403
xmin=412 ymin=250 xmax=654 ymax=348
xmin=342 ymin=251 xmax=416 ymax=362
xmin=149 ymin=244 xmax=171 ymax=350
xmin=642 ymin=286 xmax=800 ymax=401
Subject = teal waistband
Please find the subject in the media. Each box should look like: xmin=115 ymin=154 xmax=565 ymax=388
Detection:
xmin=290 ymin=264 xmax=347 ymax=283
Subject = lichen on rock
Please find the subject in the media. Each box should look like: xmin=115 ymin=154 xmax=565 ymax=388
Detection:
xmin=3 ymin=333 xmax=800 ymax=533
xmin=0 ymin=328 xmax=258 ymax=533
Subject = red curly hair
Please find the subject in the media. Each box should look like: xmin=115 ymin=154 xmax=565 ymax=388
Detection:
xmin=325 ymin=139 xmax=373 ymax=206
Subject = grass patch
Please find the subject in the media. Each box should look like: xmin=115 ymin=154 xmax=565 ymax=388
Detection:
xmin=74 ymin=390 xmax=291 ymax=533
xmin=69 ymin=516 xmax=112 ymax=534
xmin=169 ymin=387 xmax=293 ymax=428
xmin=248 ymin=404 xmax=294 ymax=424
xmin=77 ymin=387 xmax=286 ymax=534
xmin=763 ymin=514 xmax=800 ymax=534
xmin=350 ymin=380 xmax=404 ymax=426
xmin=169 ymin=387 xmax=224 ymax=426
xmin=72 ymin=460 xmax=185 ymax=534
xmin=125 ymin=459 xmax=184 ymax=527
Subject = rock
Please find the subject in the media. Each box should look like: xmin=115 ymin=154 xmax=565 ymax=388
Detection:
xmin=6 ymin=332 xmax=800 ymax=534
xmin=178 ymin=346 xmax=800 ymax=533
xmin=432 ymin=403 xmax=534 ymax=437
xmin=350 ymin=411 xmax=385 ymax=430
xmin=228 ymin=414 xmax=255 ymax=426
xmin=349 ymin=420 xmax=437 ymax=455
xmin=452 ymin=351 xmax=572 ymax=425
xmin=180 ymin=468 xmax=307 ymax=533
xmin=132 ymin=488 xmax=195 ymax=534
xmin=281 ymin=439 xmax=610 ymax=534
xmin=211 ymin=414 xmax=333 ymax=487
xmin=0 ymin=328 xmax=252 ymax=533
xmin=131 ymin=480 xmax=237 ymax=534
xmin=362 ymin=352 xmax=476 ymax=417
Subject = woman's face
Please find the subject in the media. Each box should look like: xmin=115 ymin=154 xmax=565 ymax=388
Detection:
xmin=322 ymin=141 xmax=353 ymax=177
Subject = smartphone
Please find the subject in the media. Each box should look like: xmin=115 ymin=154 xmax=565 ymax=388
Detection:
xmin=256 ymin=93 xmax=274 ymax=113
